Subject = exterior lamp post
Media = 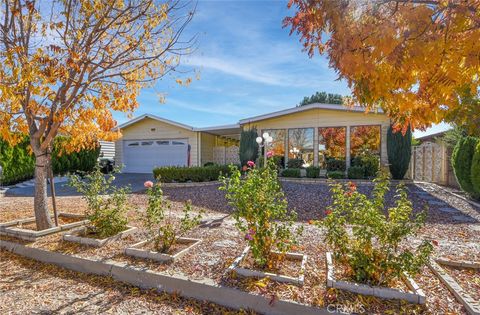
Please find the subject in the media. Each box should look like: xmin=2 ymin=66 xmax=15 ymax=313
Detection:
xmin=256 ymin=132 xmax=273 ymax=168
xmin=289 ymin=147 xmax=299 ymax=159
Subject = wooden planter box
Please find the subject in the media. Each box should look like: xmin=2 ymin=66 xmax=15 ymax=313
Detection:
xmin=0 ymin=213 xmax=89 ymax=241
xmin=228 ymin=246 xmax=307 ymax=286
xmin=124 ymin=237 xmax=202 ymax=263
xmin=326 ymin=252 xmax=426 ymax=304
xmin=63 ymin=226 xmax=137 ymax=247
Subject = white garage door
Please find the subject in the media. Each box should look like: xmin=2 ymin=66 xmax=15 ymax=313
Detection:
xmin=123 ymin=139 xmax=189 ymax=173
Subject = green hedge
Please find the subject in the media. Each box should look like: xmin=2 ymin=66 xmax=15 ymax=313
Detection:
xmin=470 ymin=142 xmax=480 ymax=198
xmin=327 ymin=170 xmax=345 ymax=179
xmin=0 ymin=136 xmax=100 ymax=185
xmin=326 ymin=158 xmax=346 ymax=172
xmin=287 ymin=158 xmax=304 ymax=169
xmin=306 ymin=166 xmax=320 ymax=178
xmin=280 ymin=168 xmax=301 ymax=178
xmin=153 ymin=165 xmax=234 ymax=183
xmin=452 ymin=136 xmax=479 ymax=198
xmin=348 ymin=166 xmax=366 ymax=179
xmin=352 ymin=154 xmax=379 ymax=178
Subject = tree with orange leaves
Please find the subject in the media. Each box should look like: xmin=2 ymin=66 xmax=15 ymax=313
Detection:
xmin=0 ymin=0 xmax=195 ymax=230
xmin=284 ymin=0 xmax=480 ymax=135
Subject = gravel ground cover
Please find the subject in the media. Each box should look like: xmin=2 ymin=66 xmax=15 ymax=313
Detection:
xmin=1 ymin=181 xmax=479 ymax=314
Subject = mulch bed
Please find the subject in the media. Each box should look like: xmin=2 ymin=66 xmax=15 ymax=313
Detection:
xmin=1 ymin=181 xmax=479 ymax=314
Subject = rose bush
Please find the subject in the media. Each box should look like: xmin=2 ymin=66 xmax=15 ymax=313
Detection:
xmin=220 ymin=159 xmax=302 ymax=269
xmin=142 ymin=180 xmax=202 ymax=253
xmin=317 ymin=171 xmax=434 ymax=286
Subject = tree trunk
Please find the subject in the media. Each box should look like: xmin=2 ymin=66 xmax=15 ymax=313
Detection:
xmin=33 ymin=148 xmax=54 ymax=230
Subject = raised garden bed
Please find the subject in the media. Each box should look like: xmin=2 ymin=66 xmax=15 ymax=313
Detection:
xmin=124 ymin=237 xmax=202 ymax=263
xmin=0 ymin=213 xmax=89 ymax=241
xmin=228 ymin=246 xmax=307 ymax=286
xmin=63 ymin=225 xmax=138 ymax=247
xmin=429 ymin=259 xmax=480 ymax=315
xmin=326 ymin=252 xmax=426 ymax=304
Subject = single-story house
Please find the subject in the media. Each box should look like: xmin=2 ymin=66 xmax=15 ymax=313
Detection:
xmin=113 ymin=103 xmax=390 ymax=173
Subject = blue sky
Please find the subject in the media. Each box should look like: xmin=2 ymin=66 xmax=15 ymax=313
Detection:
xmin=113 ymin=0 xmax=449 ymax=138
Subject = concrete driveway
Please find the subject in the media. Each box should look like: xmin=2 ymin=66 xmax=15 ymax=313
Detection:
xmin=5 ymin=173 xmax=154 ymax=197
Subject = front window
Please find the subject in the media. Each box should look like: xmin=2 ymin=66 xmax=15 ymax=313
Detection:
xmin=288 ymin=128 xmax=314 ymax=167
xmin=318 ymin=127 xmax=346 ymax=169
xmin=350 ymin=125 xmax=381 ymax=159
xmin=263 ymin=129 xmax=286 ymax=157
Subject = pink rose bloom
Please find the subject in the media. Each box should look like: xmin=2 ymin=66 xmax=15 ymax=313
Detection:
xmin=245 ymin=233 xmax=253 ymax=241
xmin=266 ymin=151 xmax=273 ymax=158
xmin=247 ymin=161 xmax=255 ymax=167
xmin=144 ymin=181 xmax=154 ymax=188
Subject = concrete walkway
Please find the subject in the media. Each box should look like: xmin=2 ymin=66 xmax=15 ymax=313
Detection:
xmin=5 ymin=173 xmax=154 ymax=197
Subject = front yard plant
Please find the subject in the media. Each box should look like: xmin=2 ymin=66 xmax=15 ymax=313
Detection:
xmin=220 ymin=159 xmax=302 ymax=270
xmin=153 ymin=165 xmax=233 ymax=183
xmin=140 ymin=180 xmax=202 ymax=254
xmin=68 ymin=167 xmax=130 ymax=238
xmin=318 ymin=171 xmax=434 ymax=287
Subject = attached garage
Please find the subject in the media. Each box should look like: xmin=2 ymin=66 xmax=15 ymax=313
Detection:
xmin=114 ymin=114 xmax=200 ymax=173
xmin=123 ymin=139 xmax=190 ymax=173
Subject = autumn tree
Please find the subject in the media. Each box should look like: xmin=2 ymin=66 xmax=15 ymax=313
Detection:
xmin=0 ymin=0 xmax=195 ymax=229
xmin=284 ymin=0 xmax=480 ymax=135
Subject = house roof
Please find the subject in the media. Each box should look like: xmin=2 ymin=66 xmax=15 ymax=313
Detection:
xmin=416 ymin=130 xmax=450 ymax=142
xmin=113 ymin=113 xmax=195 ymax=132
xmin=238 ymin=103 xmax=384 ymax=124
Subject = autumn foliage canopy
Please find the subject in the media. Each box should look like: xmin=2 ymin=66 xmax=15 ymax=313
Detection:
xmin=284 ymin=0 xmax=480 ymax=134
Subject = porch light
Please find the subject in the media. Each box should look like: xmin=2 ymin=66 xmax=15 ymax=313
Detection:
xmin=262 ymin=132 xmax=270 ymax=139
xmin=256 ymin=136 xmax=263 ymax=144
xmin=256 ymin=133 xmax=273 ymax=168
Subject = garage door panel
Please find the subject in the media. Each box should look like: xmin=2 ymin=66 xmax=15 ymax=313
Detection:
xmin=123 ymin=139 xmax=189 ymax=173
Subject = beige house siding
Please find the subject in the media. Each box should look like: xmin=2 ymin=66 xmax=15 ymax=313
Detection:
xmin=241 ymin=108 xmax=390 ymax=166
xmin=114 ymin=117 xmax=199 ymax=167
xmin=200 ymin=132 xmax=216 ymax=166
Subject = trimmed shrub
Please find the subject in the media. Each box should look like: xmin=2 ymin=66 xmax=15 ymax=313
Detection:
xmin=0 ymin=136 xmax=99 ymax=185
xmin=203 ymin=162 xmax=215 ymax=167
xmin=387 ymin=126 xmax=412 ymax=179
xmin=326 ymin=158 xmax=346 ymax=172
xmin=327 ymin=170 xmax=345 ymax=179
xmin=347 ymin=166 xmax=365 ymax=179
xmin=471 ymin=142 xmax=480 ymax=199
xmin=287 ymin=158 xmax=304 ymax=169
xmin=153 ymin=165 xmax=234 ymax=183
xmin=239 ymin=128 xmax=259 ymax=166
xmin=306 ymin=166 xmax=321 ymax=178
xmin=452 ymin=136 xmax=479 ymax=197
xmin=280 ymin=168 xmax=301 ymax=178
xmin=352 ymin=153 xmax=379 ymax=178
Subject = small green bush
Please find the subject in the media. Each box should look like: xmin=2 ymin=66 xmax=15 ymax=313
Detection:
xmin=326 ymin=158 xmax=346 ymax=172
xmin=452 ymin=136 xmax=479 ymax=198
xmin=280 ymin=168 xmax=301 ymax=177
xmin=347 ymin=166 xmax=366 ymax=179
xmin=352 ymin=153 xmax=379 ymax=178
xmin=471 ymin=142 xmax=480 ymax=199
xmin=153 ymin=165 xmax=234 ymax=183
xmin=287 ymin=158 xmax=304 ymax=169
xmin=387 ymin=125 xmax=412 ymax=179
xmin=203 ymin=162 xmax=215 ymax=167
xmin=306 ymin=166 xmax=321 ymax=178
xmin=239 ymin=128 xmax=259 ymax=166
xmin=327 ymin=170 xmax=345 ymax=179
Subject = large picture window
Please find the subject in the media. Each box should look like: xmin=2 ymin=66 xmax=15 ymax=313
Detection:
xmin=288 ymin=128 xmax=314 ymax=167
xmin=350 ymin=125 xmax=381 ymax=158
xmin=318 ymin=127 xmax=346 ymax=169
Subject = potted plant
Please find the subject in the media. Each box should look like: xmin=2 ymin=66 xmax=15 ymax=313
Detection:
xmin=315 ymin=171 xmax=434 ymax=304
xmin=220 ymin=159 xmax=306 ymax=285
xmin=124 ymin=180 xmax=202 ymax=263
xmin=63 ymin=167 xmax=136 ymax=247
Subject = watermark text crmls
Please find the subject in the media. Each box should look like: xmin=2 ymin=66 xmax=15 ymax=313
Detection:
xmin=327 ymin=303 xmax=366 ymax=314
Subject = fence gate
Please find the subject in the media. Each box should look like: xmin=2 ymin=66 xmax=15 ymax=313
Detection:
xmin=410 ymin=142 xmax=447 ymax=184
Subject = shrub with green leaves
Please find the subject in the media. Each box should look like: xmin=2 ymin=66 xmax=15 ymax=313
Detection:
xmin=142 ymin=181 xmax=202 ymax=253
xmin=471 ymin=142 xmax=480 ymax=199
xmin=153 ymin=165 xmax=233 ymax=183
xmin=287 ymin=158 xmax=304 ymax=169
xmin=452 ymin=136 xmax=479 ymax=198
xmin=347 ymin=166 xmax=365 ymax=179
xmin=352 ymin=152 xmax=379 ymax=178
xmin=387 ymin=125 xmax=412 ymax=180
xmin=68 ymin=167 xmax=129 ymax=238
xmin=281 ymin=168 xmax=301 ymax=178
xmin=239 ymin=128 xmax=259 ymax=166
xmin=306 ymin=166 xmax=320 ymax=178
xmin=317 ymin=172 xmax=434 ymax=286
xmin=327 ymin=170 xmax=345 ymax=179
xmin=326 ymin=158 xmax=346 ymax=172
xmin=220 ymin=159 xmax=302 ymax=269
